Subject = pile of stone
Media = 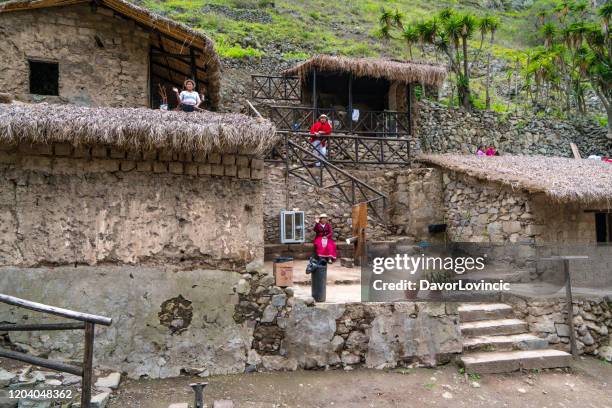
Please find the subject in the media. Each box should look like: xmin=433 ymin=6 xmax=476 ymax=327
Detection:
xmin=0 ymin=366 xmax=121 ymax=408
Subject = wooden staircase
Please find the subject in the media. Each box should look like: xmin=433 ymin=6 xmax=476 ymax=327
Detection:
xmin=458 ymin=303 xmax=572 ymax=374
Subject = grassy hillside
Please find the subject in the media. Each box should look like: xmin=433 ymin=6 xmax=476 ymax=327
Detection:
xmin=141 ymin=0 xmax=542 ymax=60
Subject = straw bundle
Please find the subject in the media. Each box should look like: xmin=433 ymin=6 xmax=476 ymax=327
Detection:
xmin=0 ymin=103 xmax=278 ymax=155
xmin=418 ymin=153 xmax=612 ymax=205
xmin=283 ymin=55 xmax=447 ymax=87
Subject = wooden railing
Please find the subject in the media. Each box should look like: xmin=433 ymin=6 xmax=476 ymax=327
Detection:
xmin=267 ymin=105 xmax=412 ymax=137
xmin=284 ymin=140 xmax=388 ymax=223
xmin=0 ymin=294 xmax=112 ymax=408
xmin=268 ymin=131 xmax=411 ymax=165
xmin=251 ymin=75 xmax=301 ymax=101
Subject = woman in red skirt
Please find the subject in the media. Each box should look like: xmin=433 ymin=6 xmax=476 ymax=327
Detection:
xmin=313 ymin=214 xmax=337 ymax=263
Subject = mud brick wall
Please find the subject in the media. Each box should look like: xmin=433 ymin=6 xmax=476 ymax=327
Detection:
xmin=0 ymin=4 xmax=149 ymax=107
xmin=0 ymin=142 xmax=265 ymax=269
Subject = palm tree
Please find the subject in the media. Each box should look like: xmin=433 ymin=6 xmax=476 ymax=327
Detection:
xmin=402 ymin=25 xmax=419 ymax=59
xmin=541 ymin=22 xmax=556 ymax=48
xmin=479 ymin=16 xmax=499 ymax=109
xmin=458 ymin=14 xmax=477 ymax=109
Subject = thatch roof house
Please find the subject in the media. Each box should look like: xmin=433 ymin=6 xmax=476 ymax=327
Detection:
xmin=0 ymin=103 xmax=277 ymax=155
xmin=416 ymin=154 xmax=612 ymax=245
xmin=282 ymin=55 xmax=447 ymax=88
xmin=266 ymin=55 xmax=447 ymax=136
xmin=418 ymin=154 xmax=612 ymax=205
xmin=0 ymin=0 xmax=221 ymax=109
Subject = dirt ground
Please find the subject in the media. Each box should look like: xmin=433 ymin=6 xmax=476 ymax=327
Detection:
xmin=109 ymin=357 xmax=612 ymax=408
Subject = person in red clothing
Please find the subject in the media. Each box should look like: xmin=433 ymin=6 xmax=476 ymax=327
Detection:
xmin=309 ymin=114 xmax=332 ymax=165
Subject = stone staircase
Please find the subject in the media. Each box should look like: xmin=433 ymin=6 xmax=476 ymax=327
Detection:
xmin=458 ymin=303 xmax=572 ymax=374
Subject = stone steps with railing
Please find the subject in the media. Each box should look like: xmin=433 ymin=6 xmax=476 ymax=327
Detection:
xmin=458 ymin=302 xmax=572 ymax=374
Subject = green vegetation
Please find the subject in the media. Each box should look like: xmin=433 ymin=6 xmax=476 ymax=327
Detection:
xmin=139 ymin=0 xmax=610 ymax=123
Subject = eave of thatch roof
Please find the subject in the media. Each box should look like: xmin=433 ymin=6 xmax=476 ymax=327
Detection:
xmin=0 ymin=0 xmax=222 ymax=109
xmin=0 ymin=103 xmax=277 ymax=155
xmin=418 ymin=153 xmax=612 ymax=205
xmin=282 ymin=55 xmax=447 ymax=87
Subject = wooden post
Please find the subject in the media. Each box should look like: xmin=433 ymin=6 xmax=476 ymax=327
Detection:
xmin=564 ymin=259 xmax=578 ymax=358
xmin=190 ymin=47 xmax=197 ymax=86
xmin=406 ymin=84 xmax=413 ymax=136
xmin=348 ymin=74 xmax=353 ymax=133
xmin=81 ymin=322 xmax=95 ymax=408
xmin=312 ymin=69 xmax=318 ymax=115
xmin=352 ymin=203 xmax=367 ymax=266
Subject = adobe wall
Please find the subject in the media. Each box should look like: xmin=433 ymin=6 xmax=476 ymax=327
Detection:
xmin=0 ymin=4 xmax=149 ymax=107
xmin=0 ymin=141 xmax=266 ymax=378
xmin=0 ymin=142 xmax=264 ymax=269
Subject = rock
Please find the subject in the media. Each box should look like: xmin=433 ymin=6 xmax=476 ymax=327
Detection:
xmin=470 ymin=381 xmax=481 ymax=388
xmin=247 ymin=349 xmax=262 ymax=366
xmin=345 ymin=331 xmax=368 ymax=353
xmin=62 ymin=374 xmax=82 ymax=386
xmin=168 ymin=404 xmax=189 ymax=408
xmin=245 ymin=260 xmax=265 ymax=274
xmin=261 ymin=356 xmax=298 ymax=371
xmin=331 ymin=335 xmax=345 ymax=352
xmin=16 ymin=400 xmax=52 ymax=408
xmin=579 ymin=332 xmax=595 ymax=346
xmin=597 ymin=346 xmax=612 ymax=362
xmin=0 ymin=369 xmax=16 ymax=387
xmin=555 ymin=323 xmax=571 ymax=337
xmin=90 ymin=392 xmax=110 ymax=408
xmin=235 ymin=279 xmax=250 ymax=295
xmin=442 ymin=391 xmax=453 ymax=399
xmin=94 ymin=372 xmax=121 ymax=390
xmin=271 ymin=293 xmax=287 ymax=307
xmin=303 ymin=296 xmax=315 ymax=306
xmin=517 ymin=388 xmax=527 ymax=394
xmin=341 ymin=351 xmax=361 ymax=365
xmin=261 ymin=305 xmax=278 ymax=323
xmin=44 ymin=379 xmax=62 ymax=386
xmin=213 ymin=400 xmax=234 ymax=408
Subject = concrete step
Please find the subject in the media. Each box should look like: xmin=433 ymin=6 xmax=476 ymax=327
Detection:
xmin=460 ymin=318 xmax=528 ymax=337
xmin=458 ymin=303 xmax=514 ymax=322
xmin=460 ymin=349 xmax=572 ymax=374
xmin=463 ymin=333 xmax=549 ymax=352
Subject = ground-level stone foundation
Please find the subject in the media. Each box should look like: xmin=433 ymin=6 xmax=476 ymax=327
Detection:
xmin=0 ymin=266 xmax=251 ymax=379
xmin=234 ymin=268 xmax=462 ymax=371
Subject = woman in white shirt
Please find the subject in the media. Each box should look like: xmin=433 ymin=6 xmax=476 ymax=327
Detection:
xmin=172 ymin=79 xmax=202 ymax=112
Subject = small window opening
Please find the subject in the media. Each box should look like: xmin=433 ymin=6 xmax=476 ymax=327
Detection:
xmin=29 ymin=60 xmax=59 ymax=96
xmin=595 ymin=212 xmax=612 ymax=243
xmin=280 ymin=210 xmax=305 ymax=244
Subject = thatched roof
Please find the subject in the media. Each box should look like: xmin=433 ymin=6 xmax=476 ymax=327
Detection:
xmin=0 ymin=0 xmax=221 ymax=109
xmin=282 ymin=55 xmax=447 ymax=87
xmin=0 ymin=103 xmax=277 ymax=155
xmin=418 ymin=154 xmax=612 ymax=205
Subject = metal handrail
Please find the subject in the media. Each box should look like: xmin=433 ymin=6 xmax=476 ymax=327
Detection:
xmin=0 ymin=294 xmax=112 ymax=408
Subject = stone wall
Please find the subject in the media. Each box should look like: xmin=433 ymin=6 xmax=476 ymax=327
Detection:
xmin=0 ymin=4 xmax=149 ymax=107
xmin=263 ymin=163 xmax=393 ymax=244
xmin=0 ymin=142 xmax=265 ymax=269
xmin=509 ymin=296 xmax=611 ymax=358
xmin=440 ymin=171 xmax=599 ymax=246
xmin=388 ymin=167 xmax=445 ymax=241
xmin=234 ymin=268 xmax=462 ymax=371
xmin=417 ymin=101 xmax=612 ymax=157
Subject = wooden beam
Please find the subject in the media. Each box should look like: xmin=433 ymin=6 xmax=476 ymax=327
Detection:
xmin=312 ymin=69 xmax=317 ymax=112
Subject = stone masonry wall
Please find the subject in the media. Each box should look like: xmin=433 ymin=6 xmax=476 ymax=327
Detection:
xmin=263 ymin=163 xmax=393 ymax=244
xmin=509 ymin=296 xmax=611 ymax=359
xmin=0 ymin=142 xmax=265 ymax=269
xmin=234 ymin=266 xmax=462 ymax=371
xmin=0 ymin=4 xmax=149 ymax=107
xmin=417 ymin=101 xmax=611 ymax=157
